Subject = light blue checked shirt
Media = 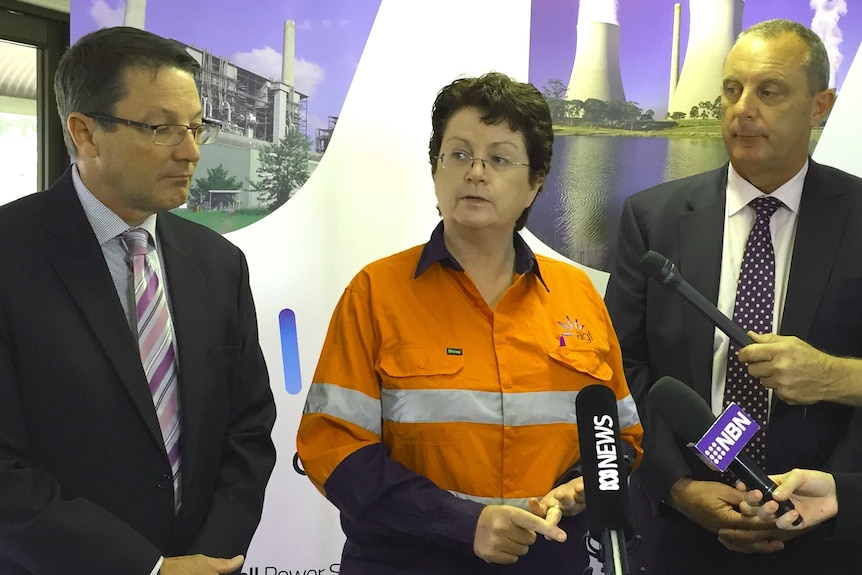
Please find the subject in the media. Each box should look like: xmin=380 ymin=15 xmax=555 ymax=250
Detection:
xmin=70 ymin=164 xmax=179 ymax=575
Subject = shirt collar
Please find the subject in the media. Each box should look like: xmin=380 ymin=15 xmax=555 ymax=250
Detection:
xmin=726 ymin=160 xmax=807 ymax=217
xmin=413 ymin=221 xmax=548 ymax=289
xmin=72 ymin=163 xmax=159 ymax=244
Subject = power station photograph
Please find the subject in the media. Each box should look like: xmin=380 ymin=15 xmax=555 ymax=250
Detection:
xmin=528 ymin=0 xmax=859 ymax=271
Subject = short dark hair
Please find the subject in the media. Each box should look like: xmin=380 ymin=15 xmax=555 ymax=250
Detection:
xmin=55 ymin=26 xmax=201 ymax=157
xmin=738 ymin=19 xmax=830 ymax=94
xmin=429 ymin=72 xmax=553 ymax=231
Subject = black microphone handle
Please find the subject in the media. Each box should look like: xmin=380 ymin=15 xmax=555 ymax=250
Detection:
xmin=728 ymin=453 xmax=797 ymax=517
xmin=674 ymin=279 xmax=755 ymax=347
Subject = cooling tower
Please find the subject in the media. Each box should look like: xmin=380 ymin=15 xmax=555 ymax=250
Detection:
xmin=566 ymin=21 xmax=626 ymax=103
xmin=668 ymin=0 xmax=744 ymax=116
xmin=123 ymin=0 xmax=146 ymax=29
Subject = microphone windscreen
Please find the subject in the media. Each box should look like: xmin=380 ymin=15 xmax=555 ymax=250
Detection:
xmin=576 ymin=384 xmax=632 ymax=536
xmin=648 ymin=376 xmax=715 ymax=442
xmin=638 ymin=250 xmax=674 ymax=282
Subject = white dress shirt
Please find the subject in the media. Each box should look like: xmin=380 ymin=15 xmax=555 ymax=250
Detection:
xmin=710 ymin=161 xmax=807 ymax=416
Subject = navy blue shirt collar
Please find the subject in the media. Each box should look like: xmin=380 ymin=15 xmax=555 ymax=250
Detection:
xmin=413 ymin=221 xmax=548 ymax=290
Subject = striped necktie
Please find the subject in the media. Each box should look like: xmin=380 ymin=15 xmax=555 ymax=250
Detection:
xmin=123 ymin=228 xmax=182 ymax=510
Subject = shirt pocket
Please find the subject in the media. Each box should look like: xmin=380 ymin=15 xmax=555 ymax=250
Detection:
xmin=546 ymin=343 xmax=614 ymax=448
xmin=377 ymin=346 xmax=465 ymax=446
xmin=546 ymin=343 xmax=613 ymax=382
xmin=377 ymin=346 xmax=464 ymax=386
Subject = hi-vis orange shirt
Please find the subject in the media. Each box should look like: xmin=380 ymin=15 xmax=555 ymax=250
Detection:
xmin=297 ymin=223 xmax=643 ymax=571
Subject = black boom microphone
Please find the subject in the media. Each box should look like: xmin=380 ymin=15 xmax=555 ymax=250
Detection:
xmin=576 ymin=384 xmax=633 ymax=575
xmin=648 ymin=376 xmax=799 ymax=522
xmin=639 ymin=250 xmax=754 ymax=347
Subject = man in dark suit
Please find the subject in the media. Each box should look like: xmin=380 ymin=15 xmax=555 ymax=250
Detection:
xmin=605 ymin=19 xmax=862 ymax=574
xmin=0 ymin=27 xmax=276 ymax=575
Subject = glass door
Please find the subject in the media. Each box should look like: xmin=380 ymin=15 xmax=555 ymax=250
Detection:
xmin=0 ymin=38 xmax=38 ymax=203
xmin=0 ymin=2 xmax=69 ymax=203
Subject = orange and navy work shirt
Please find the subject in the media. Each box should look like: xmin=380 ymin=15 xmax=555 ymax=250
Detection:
xmin=297 ymin=222 xmax=643 ymax=571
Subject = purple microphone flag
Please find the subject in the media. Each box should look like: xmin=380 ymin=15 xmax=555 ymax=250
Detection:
xmin=693 ymin=403 xmax=761 ymax=472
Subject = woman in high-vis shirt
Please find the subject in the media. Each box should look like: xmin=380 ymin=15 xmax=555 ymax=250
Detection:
xmin=297 ymin=72 xmax=643 ymax=574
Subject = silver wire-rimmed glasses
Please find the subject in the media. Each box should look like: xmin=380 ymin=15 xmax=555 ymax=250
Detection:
xmin=85 ymin=113 xmax=221 ymax=145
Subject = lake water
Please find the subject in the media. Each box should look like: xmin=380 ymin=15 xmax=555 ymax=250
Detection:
xmin=527 ymin=135 xmax=729 ymax=271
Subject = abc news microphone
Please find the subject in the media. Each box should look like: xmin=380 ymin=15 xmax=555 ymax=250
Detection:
xmin=648 ymin=376 xmax=801 ymax=523
xmin=576 ymin=384 xmax=636 ymax=575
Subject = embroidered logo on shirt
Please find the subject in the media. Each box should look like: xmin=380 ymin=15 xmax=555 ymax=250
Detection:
xmin=446 ymin=348 xmax=463 ymax=355
xmin=557 ymin=316 xmax=593 ymax=346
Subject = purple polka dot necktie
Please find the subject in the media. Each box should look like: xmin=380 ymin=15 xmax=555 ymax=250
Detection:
xmin=724 ymin=196 xmax=783 ymax=469
xmin=123 ymin=228 xmax=182 ymax=511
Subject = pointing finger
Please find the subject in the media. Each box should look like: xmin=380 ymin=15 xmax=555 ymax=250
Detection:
xmin=510 ymin=508 xmax=567 ymax=543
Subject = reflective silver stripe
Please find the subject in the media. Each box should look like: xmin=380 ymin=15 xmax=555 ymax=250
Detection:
xmin=306 ymin=384 xmax=639 ymax=434
xmin=504 ymin=391 xmax=579 ymax=426
xmin=382 ymin=388 xmax=501 ymax=424
xmin=448 ymin=491 xmax=535 ymax=510
xmin=381 ymin=388 xmax=641 ymax=428
xmin=382 ymin=388 xmax=580 ymax=425
xmin=303 ymin=383 xmax=382 ymax=436
xmin=617 ymin=393 xmax=641 ymax=430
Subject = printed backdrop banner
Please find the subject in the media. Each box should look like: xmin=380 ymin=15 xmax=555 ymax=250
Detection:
xmin=61 ymin=1 xmax=862 ymax=573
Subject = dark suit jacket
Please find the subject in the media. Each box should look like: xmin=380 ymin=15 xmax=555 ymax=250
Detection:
xmin=0 ymin=168 xmax=277 ymax=574
xmin=832 ymin=473 xmax=862 ymax=541
xmin=604 ymin=160 xmax=862 ymax=573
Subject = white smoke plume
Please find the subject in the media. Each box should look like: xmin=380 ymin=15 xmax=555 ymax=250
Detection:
xmin=232 ymin=46 xmax=325 ymax=97
xmin=810 ymin=0 xmax=848 ymax=89
xmin=578 ymin=0 xmax=618 ymax=25
xmin=89 ymin=0 xmax=124 ymax=28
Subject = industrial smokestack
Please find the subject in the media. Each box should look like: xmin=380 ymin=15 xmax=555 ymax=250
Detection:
xmin=668 ymin=3 xmax=681 ymax=106
xmin=282 ymin=20 xmax=295 ymax=87
xmin=123 ymin=0 xmax=146 ymax=29
xmin=566 ymin=21 xmax=626 ymax=103
xmin=668 ymin=0 xmax=744 ymax=117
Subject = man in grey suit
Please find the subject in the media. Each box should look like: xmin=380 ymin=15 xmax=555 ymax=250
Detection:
xmin=0 ymin=27 xmax=276 ymax=575
xmin=605 ymin=19 xmax=862 ymax=575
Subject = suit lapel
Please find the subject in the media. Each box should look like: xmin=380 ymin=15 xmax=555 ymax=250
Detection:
xmin=45 ymin=173 xmax=165 ymax=450
xmin=678 ymin=167 xmax=727 ymax=400
xmin=781 ymin=160 xmax=846 ymax=340
xmin=157 ymin=215 xmax=207 ymax=492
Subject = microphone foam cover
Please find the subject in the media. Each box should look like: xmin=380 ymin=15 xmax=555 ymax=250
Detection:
xmin=638 ymin=250 xmax=672 ymax=281
xmin=648 ymin=376 xmax=715 ymax=443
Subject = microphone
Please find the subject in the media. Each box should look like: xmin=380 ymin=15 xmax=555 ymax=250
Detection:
xmin=577 ymin=384 xmax=633 ymax=575
xmin=648 ymin=376 xmax=800 ymax=522
xmin=639 ymin=250 xmax=753 ymax=347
